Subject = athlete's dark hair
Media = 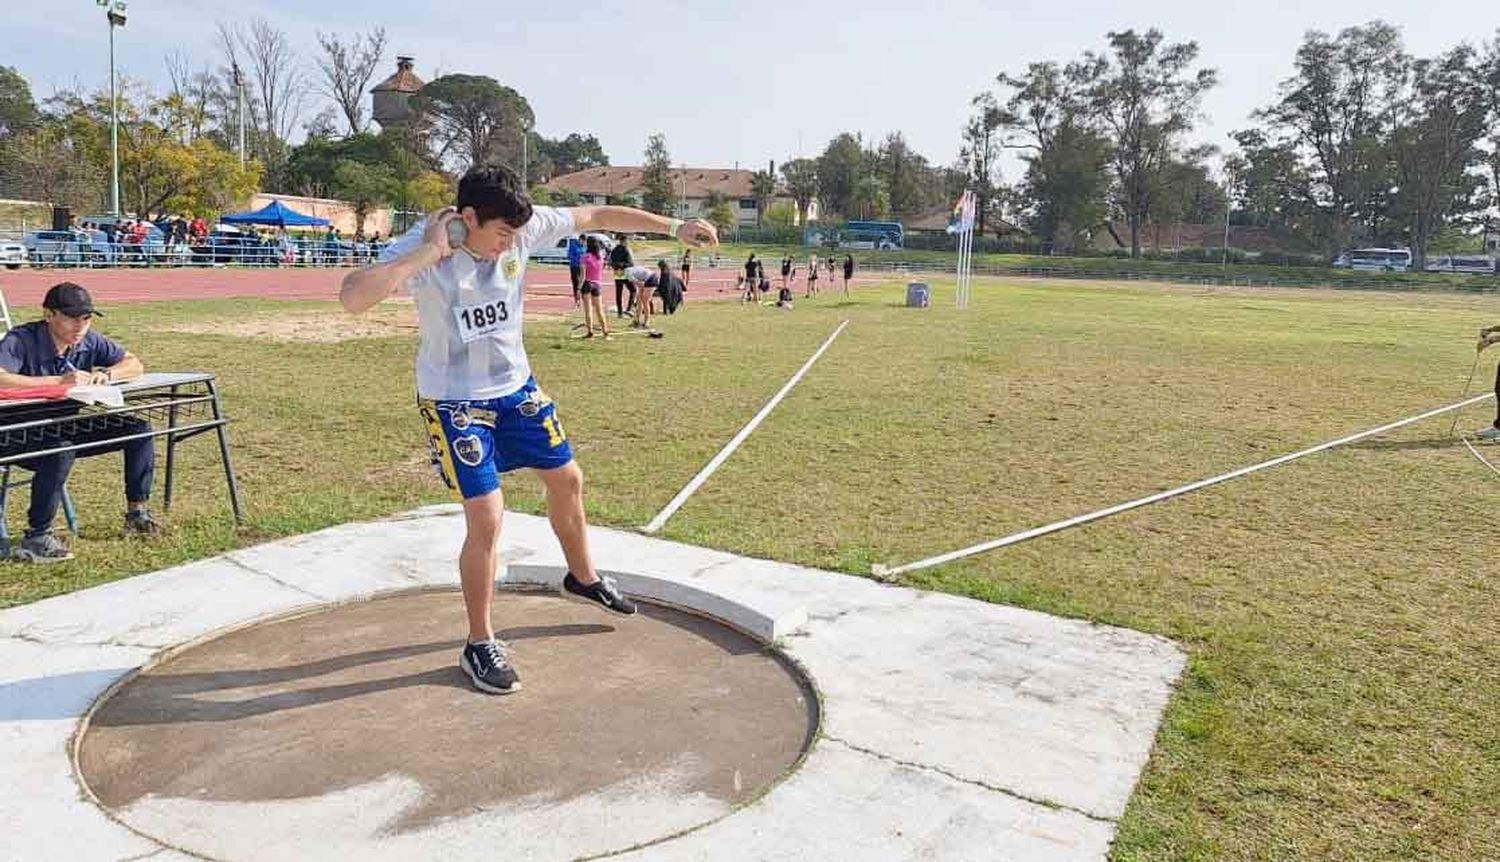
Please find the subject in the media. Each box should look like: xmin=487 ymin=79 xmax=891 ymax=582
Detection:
xmin=456 ymin=164 xmax=533 ymax=228
xmin=585 ymin=235 xmax=601 ymax=255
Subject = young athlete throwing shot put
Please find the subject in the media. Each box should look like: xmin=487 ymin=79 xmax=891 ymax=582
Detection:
xmin=341 ymin=165 xmax=718 ymax=694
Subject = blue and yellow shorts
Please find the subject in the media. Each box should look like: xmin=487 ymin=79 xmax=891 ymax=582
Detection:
xmin=418 ymin=378 xmax=573 ymax=500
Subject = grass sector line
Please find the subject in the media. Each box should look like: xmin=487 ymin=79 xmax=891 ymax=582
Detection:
xmin=873 ymin=392 xmax=1498 ymax=579
xmin=643 ymin=319 xmax=850 ymax=534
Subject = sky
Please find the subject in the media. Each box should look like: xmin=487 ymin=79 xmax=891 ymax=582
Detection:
xmin=2 ymin=0 xmax=1493 ymax=181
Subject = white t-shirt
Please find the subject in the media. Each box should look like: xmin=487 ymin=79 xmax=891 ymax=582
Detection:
xmin=378 ymin=206 xmax=575 ymax=400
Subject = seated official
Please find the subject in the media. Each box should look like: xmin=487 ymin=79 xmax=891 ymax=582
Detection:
xmin=0 ymin=282 xmax=160 ymax=563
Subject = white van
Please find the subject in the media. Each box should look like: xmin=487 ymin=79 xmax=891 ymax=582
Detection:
xmin=1424 ymin=255 xmax=1496 ymax=275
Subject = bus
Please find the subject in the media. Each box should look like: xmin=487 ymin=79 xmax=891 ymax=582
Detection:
xmin=839 ymin=221 xmax=904 ymax=250
xmin=1336 ymin=248 xmax=1412 ymax=272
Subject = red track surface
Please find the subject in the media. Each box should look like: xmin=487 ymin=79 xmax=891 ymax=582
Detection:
xmin=0 ymin=267 xmax=770 ymax=315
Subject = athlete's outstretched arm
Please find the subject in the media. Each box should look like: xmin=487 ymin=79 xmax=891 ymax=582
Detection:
xmin=340 ymin=209 xmax=458 ymax=314
xmin=569 ymin=206 xmax=719 ymax=249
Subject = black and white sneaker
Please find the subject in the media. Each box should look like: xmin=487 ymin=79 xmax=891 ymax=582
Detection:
xmin=460 ymin=639 xmax=520 ymax=694
xmin=561 ymin=572 xmax=638 ymax=616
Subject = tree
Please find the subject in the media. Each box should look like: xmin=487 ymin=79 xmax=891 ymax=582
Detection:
xmin=0 ymin=66 xmax=38 ymax=139
xmin=284 ymin=132 xmax=394 ymax=198
xmin=764 ymin=201 xmax=798 ymax=230
xmin=960 ymin=92 xmax=1003 ymax=235
xmin=162 ymin=52 xmax=223 ymax=146
xmin=749 ymin=169 xmax=777 ymax=225
xmin=531 ymin=185 xmax=582 ymax=206
xmin=405 ymin=170 xmax=453 ymax=213
xmin=534 ymin=132 xmax=609 ymax=178
xmin=1386 ymin=45 xmax=1488 ymax=267
xmin=1150 ymin=149 xmax=1227 ymax=244
xmin=332 ymin=159 xmax=398 ymax=237
xmin=217 ymin=19 xmax=309 ymax=186
xmin=817 ymin=132 xmax=864 ymax=217
xmin=703 ymin=191 xmax=736 ymax=234
xmin=993 ymin=62 xmax=1109 ymax=249
xmin=874 ymin=133 xmax=935 ymax=218
xmin=40 ymin=83 xmax=260 ymax=218
xmin=1248 ymin=22 xmax=1406 ymax=253
xmin=780 ymin=158 xmax=819 ymax=225
xmin=409 ymin=74 xmax=534 ymax=170
xmin=1072 ymin=29 xmax=1218 ymax=257
xmin=1225 ymin=128 xmax=1313 ymax=233
xmin=1023 ymin=122 xmax=1112 ymax=251
xmin=0 ymin=123 xmax=104 ymax=210
xmin=314 ymin=27 xmax=387 ymax=135
xmin=640 ymin=133 xmax=674 ymax=215
xmin=850 ymin=175 xmax=891 ymax=219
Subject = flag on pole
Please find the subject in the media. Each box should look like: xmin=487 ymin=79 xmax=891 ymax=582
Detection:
xmin=946 ymin=190 xmax=976 ymax=234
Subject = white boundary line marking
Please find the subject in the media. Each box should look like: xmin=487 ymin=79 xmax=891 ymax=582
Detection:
xmin=643 ymin=320 xmax=850 ymax=534
xmin=1462 ymin=436 xmax=1500 ymax=478
xmin=872 ymin=392 xmax=1497 ymax=579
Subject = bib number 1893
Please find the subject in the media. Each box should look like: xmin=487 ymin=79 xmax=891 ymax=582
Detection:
xmin=454 ymin=300 xmax=510 ymax=342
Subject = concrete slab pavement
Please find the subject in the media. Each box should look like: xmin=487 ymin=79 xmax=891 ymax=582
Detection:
xmin=0 ymin=506 xmax=1184 ymax=861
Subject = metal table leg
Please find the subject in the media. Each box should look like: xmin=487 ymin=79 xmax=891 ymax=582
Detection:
xmin=207 ymin=379 xmax=244 ymax=523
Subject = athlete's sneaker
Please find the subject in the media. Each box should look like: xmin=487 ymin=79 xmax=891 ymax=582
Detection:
xmin=12 ymin=530 xmax=73 ymax=563
xmin=1475 ymin=425 xmax=1500 ymax=442
xmin=460 ymin=639 xmax=520 ymax=694
xmin=562 ymin=571 xmax=638 ymax=616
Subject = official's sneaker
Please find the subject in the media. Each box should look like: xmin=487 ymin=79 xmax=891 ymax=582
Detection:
xmin=460 ymin=639 xmax=520 ymax=695
xmin=13 ymin=530 xmax=73 ymax=563
xmin=561 ymin=571 xmax=638 ymax=616
xmin=124 ymin=509 xmax=163 ymax=537
xmin=1474 ymin=425 xmax=1500 ymax=443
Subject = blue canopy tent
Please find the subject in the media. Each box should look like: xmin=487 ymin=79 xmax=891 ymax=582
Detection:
xmin=219 ymin=200 xmax=330 ymax=228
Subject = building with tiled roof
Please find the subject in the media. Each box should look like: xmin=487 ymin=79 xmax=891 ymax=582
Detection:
xmin=543 ymin=166 xmax=814 ymax=227
xmin=372 ymin=57 xmax=424 ymax=130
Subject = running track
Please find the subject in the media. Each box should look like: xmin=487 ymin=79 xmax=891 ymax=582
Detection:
xmin=0 ymin=267 xmax=866 ymax=315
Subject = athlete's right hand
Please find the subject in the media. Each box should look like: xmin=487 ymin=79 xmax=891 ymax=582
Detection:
xmin=422 ymin=207 xmax=460 ymax=258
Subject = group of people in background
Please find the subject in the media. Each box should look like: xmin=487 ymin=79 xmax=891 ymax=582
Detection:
xmin=564 ymin=237 xmax=858 ymax=331
xmin=567 ymin=233 xmax=688 ymax=338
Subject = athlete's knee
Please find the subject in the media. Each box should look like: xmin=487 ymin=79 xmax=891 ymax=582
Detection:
xmin=462 ymin=493 xmax=504 ymax=543
xmin=545 ymin=462 xmax=585 ymax=502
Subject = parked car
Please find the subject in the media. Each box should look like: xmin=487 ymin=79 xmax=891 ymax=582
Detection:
xmin=22 ymin=230 xmax=85 ymax=267
xmin=529 ymin=232 xmax=614 ymax=264
xmin=0 ymin=239 xmax=24 ymax=270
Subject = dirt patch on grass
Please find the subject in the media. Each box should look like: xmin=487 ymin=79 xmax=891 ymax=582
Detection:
xmin=153 ymin=306 xmax=418 ymax=343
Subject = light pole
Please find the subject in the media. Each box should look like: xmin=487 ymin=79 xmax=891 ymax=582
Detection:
xmin=233 ymin=62 xmax=246 ymax=167
xmin=100 ymin=0 xmax=128 ymax=216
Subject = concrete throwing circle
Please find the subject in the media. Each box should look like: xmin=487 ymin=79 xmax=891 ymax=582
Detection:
xmin=75 ymin=589 xmax=818 ymax=862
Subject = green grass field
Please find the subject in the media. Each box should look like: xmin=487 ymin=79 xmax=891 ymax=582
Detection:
xmin=2 ymin=276 xmax=1498 ymax=860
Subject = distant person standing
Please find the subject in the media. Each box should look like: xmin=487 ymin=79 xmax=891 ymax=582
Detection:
xmin=780 ymin=255 xmax=792 ymax=291
xmin=566 ymin=233 xmax=586 ymax=306
xmin=742 ymin=253 xmax=759 ymax=302
xmin=609 ymin=235 xmax=635 ymax=316
xmin=842 ymin=254 xmax=855 ymax=295
xmin=680 ymin=247 xmax=692 ymax=287
xmin=806 ymin=252 xmax=820 ymax=297
xmin=580 ymin=236 xmax=611 ymax=339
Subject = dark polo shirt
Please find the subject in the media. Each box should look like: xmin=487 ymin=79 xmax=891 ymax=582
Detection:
xmin=0 ymin=321 xmax=126 ymax=377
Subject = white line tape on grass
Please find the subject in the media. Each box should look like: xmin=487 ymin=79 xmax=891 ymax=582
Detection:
xmin=643 ymin=320 xmax=850 ymax=534
xmin=1462 ymin=436 xmax=1500 ymax=478
xmin=872 ymin=392 xmax=1497 ymax=580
